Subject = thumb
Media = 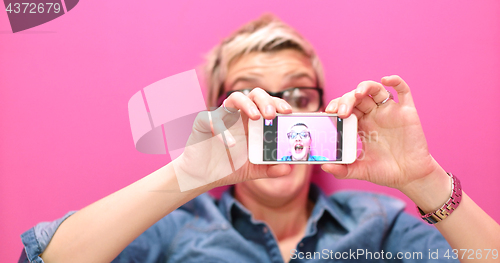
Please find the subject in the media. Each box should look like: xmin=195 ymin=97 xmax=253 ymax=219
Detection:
xmin=321 ymin=164 xmax=349 ymax=179
xmin=266 ymin=164 xmax=292 ymax=178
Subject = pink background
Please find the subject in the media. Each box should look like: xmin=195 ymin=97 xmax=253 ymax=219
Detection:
xmin=1 ymin=1 xmax=499 ymax=262
xmin=277 ymin=116 xmax=337 ymax=160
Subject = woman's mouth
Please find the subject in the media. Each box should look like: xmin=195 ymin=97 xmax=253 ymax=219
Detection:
xmin=294 ymin=144 xmax=304 ymax=154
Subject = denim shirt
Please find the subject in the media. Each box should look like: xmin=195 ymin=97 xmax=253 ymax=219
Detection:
xmin=20 ymin=184 xmax=457 ymax=262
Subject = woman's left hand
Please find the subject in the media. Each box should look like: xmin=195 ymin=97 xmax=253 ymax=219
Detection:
xmin=322 ymin=75 xmax=445 ymax=193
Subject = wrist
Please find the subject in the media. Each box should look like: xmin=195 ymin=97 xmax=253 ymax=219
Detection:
xmin=157 ymin=162 xmax=215 ymax=194
xmin=400 ymin=164 xmax=452 ymax=212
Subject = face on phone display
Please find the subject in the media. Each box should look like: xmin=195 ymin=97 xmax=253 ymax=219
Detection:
xmin=263 ymin=116 xmax=343 ymax=162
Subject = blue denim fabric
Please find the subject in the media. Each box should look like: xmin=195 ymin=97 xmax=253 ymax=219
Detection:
xmin=279 ymin=155 xmax=329 ymax=161
xmin=20 ymin=184 xmax=458 ymax=262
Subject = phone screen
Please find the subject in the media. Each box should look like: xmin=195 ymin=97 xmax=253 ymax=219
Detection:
xmin=263 ymin=115 xmax=343 ymax=161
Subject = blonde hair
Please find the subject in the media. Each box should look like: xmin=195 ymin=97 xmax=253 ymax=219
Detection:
xmin=204 ymin=14 xmax=325 ymax=107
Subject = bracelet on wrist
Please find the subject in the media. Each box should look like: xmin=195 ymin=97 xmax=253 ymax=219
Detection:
xmin=417 ymin=172 xmax=462 ymax=224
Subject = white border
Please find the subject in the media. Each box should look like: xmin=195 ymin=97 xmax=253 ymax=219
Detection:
xmin=248 ymin=113 xmax=358 ymax=164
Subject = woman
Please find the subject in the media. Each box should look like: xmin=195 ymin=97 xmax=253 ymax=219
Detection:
xmin=279 ymin=123 xmax=329 ymax=161
xmin=21 ymin=15 xmax=500 ymax=263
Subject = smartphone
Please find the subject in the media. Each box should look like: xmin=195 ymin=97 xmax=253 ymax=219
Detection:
xmin=248 ymin=113 xmax=357 ymax=164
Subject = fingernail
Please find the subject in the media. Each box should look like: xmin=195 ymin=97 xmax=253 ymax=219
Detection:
xmin=281 ymin=103 xmax=291 ymax=111
xmin=332 ymin=103 xmax=338 ymax=112
xmin=250 ymin=107 xmax=259 ymax=116
xmin=356 ymin=86 xmax=364 ymax=94
xmin=265 ymin=105 xmax=274 ymax=115
xmin=331 ymin=103 xmax=338 ymax=112
xmin=338 ymin=104 xmax=347 ymax=115
xmin=326 ymin=102 xmax=337 ymax=112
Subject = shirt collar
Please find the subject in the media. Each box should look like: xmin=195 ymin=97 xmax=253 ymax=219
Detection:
xmin=218 ymin=187 xmax=252 ymax=223
xmin=306 ymin=183 xmax=350 ymax=234
xmin=218 ymin=183 xmax=349 ymax=232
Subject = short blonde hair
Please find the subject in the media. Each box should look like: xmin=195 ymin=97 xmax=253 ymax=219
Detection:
xmin=204 ymin=14 xmax=325 ymax=107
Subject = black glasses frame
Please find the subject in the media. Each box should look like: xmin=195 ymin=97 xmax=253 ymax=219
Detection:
xmin=217 ymin=87 xmax=324 ymax=111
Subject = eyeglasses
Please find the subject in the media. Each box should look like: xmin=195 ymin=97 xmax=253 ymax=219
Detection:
xmin=287 ymin=131 xmax=310 ymax=139
xmin=217 ymin=87 xmax=324 ymax=112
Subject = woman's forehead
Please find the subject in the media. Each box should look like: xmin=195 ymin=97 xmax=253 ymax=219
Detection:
xmin=290 ymin=125 xmax=308 ymax=132
xmin=224 ymin=50 xmax=316 ymax=93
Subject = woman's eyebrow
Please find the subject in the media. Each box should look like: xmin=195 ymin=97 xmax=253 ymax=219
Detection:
xmin=283 ymin=72 xmax=316 ymax=84
xmin=229 ymin=76 xmax=260 ymax=90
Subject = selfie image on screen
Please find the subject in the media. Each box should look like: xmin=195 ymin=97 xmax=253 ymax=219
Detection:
xmin=263 ymin=116 xmax=343 ymax=161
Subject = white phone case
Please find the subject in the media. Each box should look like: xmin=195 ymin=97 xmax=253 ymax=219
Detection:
xmin=248 ymin=113 xmax=358 ymax=164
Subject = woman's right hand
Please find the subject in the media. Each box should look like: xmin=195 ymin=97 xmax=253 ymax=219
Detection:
xmin=172 ymin=88 xmax=293 ymax=191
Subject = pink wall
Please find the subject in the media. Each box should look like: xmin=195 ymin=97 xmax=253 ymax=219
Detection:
xmin=277 ymin=116 xmax=338 ymax=160
xmin=1 ymin=1 xmax=499 ymax=261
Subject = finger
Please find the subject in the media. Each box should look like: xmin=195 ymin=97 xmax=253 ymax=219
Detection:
xmin=325 ymin=98 xmax=340 ymax=113
xmin=209 ymin=111 xmax=236 ymax=147
xmin=351 ymin=108 xmax=364 ymax=120
xmin=266 ymin=164 xmax=292 ymax=178
xmin=224 ymin=92 xmax=261 ymax=120
xmin=272 ymin=97 xmax=292 ymax=114
xmin=247 ymin=87 xmax=278 ymax=120
xmin=335 ymin=91 xmax=355 ymax=118
xmin=321 ymin=161 xmax=366 ymax=181
xmin=192 ymin=111 xmax=213 ymax=133
xmin=336 ymin=91 xmax=370 ymax=119
xmin=381 ymin=75 xmax=414 ymax=107
xmin=353 ymin=92 xmax=377 ymax=114
xmin=356 ymin=80 xmax=392 ymax=106
xmin=214 ymin=104 xmax=242 ymax=132
xmin=326 ymin=96 xmax=363 ymax=122
xmin=221 ymin=130 xmax=236 ymax=147
xmin=321 ymin=163 xmax=348 ymax=179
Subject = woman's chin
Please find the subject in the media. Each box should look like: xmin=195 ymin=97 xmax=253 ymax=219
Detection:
xmin=260 ymin=174 xmax=301 ymax=193
xmin=238 ymin=165 xmax=312 ymax=203
xmin=291 ymin=153 xmax=307 ymax=161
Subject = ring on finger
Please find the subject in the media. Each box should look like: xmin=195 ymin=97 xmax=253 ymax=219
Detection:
xmin=376 ymin=91 xmax=394 ymax=107
xmin=222 ymin=99 xmax=239 ymax=114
